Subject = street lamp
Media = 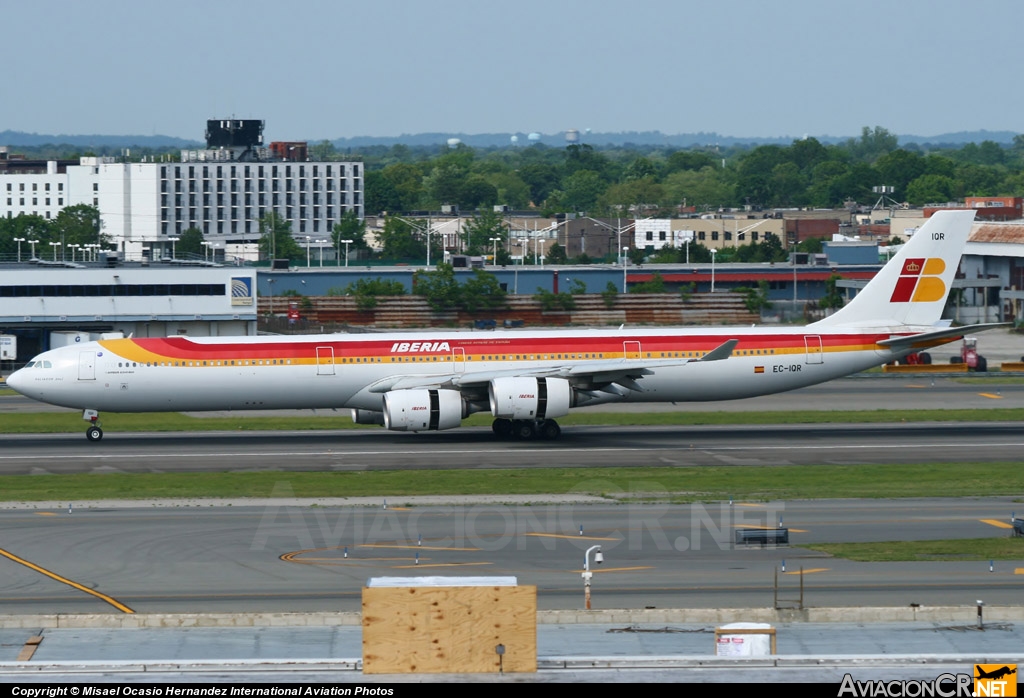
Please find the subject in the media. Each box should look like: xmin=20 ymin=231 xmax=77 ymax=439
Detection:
xmin=489 ymin=237 xmax=502 ymax=266
xmin=340 ymin=239 xmax=353 ymax=267
xmin=582 ymin=545 xmax=604 ymax=610
xmin=68 ymin=243 xmax=80 ymax=262
xmin=13 ymin=237 xmax=24 ymax=262
xmin=49 ymin=241 xmax=61 ymax=261
xmin=28 ymin=239 xmax=39 ymax=259
xmin=622 ymin=246 xmax=629 ymax=293
xmin=201 ymin=241 xmax=212 ymax=262
xmin=710 ymin=248 xmax=718 ymax=293
xmin=168 ymin=236 xmax=179 ymax=259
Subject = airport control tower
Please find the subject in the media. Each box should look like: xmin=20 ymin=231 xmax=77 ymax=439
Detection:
xmin=204 ymin=119 xmax=265 ymax=161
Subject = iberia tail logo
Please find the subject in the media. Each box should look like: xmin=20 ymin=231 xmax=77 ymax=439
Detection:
xmin=890 ymin=257 xmax=947 ymax=303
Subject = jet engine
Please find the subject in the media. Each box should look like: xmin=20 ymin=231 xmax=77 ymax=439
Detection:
xmin=488 ymin=377 xmax=572 ymax=420
xmin=350 ymin=409 xmax=385 ymax=426
xmin=382 ymin=389 xmax=465 ymax=432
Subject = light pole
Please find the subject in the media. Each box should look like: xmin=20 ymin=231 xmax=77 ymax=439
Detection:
xmin=13 ymin=237 xmax=24 ymax=262
xmin=305 ymin=236 xmax=312 ymax=267
xmin=340 ymin=239 xmax=353 ymax=267
xmin=201 ymin=241 xmax=212 ymax=262
xmin=318 ymin=239 xmax=325 ymax=267
xmin=169 ymin=236 xmax=179 ymax=259
xmin=49 ymin=241 xmax=61 ymax=261
xmin=710 ymin=248 xmax=717 ymax=293
xmin=489 ymin=237 xmax=502 ymax=266
xmin=28 ymin=239 xmax=39 ymax=259
xmin=582 ymin=545 xmax=604 ymax=610
xmin=684 ymin=238 xmax=691 ymax=265
xmin=68 ymin=243 xmax=80 ymax=262
xmin=622 ymin=246 xmax=629 ymax=293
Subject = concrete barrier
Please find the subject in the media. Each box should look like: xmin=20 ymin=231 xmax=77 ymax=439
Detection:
xmin=4 ymin=606 xmax=1024 ymax=629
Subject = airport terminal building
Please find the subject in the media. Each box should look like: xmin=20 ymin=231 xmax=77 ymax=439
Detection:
xmin=0 ymin=264 xmax=257 ymax=363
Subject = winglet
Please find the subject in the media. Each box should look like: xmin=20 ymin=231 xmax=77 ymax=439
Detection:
xmin=698 ymin=339 xmax=739 ymax=362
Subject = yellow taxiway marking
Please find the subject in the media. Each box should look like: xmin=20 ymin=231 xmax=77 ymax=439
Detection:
xmin=33 ymin=512 xmax=57 ymax=516
xmin=733 ymin=524 xmax=808 ymax=533
xmin=384 ymin=507 xmax=411 ymax=511
xmin=981 ymin=519 xmax=1014 ymax=529
xmin=525 ymin=533 xmax=618 ymax=541
xmin=1015 ymin=569 xmax=1024 ymax=575
xmin=392 ymin=562 xmax=493 ymax=569
xmin=978 ymin=393 xmax=1003 ymax=400
xmin=574 ymin=566 xmax=655 ymax=574
xmin=783 ymin=568 xmax=829 ymax=575
xmin=0 ymin=547 xmax=134 ymax=614
xmin=734 ymin=503 xmax=763 ymax=508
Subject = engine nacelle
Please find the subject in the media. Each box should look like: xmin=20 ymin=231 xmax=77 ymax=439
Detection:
xmin=382 ymin=389 xmax=465 ymax=432
xmin=489 ymin=377 xmax=571 ymax=420
xmin=350 ymin=409 xmax=385 ymax=426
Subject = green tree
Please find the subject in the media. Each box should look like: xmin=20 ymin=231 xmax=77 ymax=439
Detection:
xmin=462 ymin=208 xmax=508 ymax=255
xmin=0 ymin=213 xmax=50 ymax=258
xmin=177 ymin=227 xmax=205 ymax=257
xmin=562 ymin=170 xmax=605 ymax=212
xmin=378 ymin=216 xmax=426 ymax=261
xmin=600 ymin=281 xmax=619 ymax=308
xmin=460 ymin=269 xmax=508 ymax=312
xmin=413 ymin=262 xmax=462 ymax=311
xmin=820 ymin=273 xmax=845 ymax=311
xmin=332 ymin=210 xmax=369 ymax=262
xmin=51 ymin=204 xmax=108 ymax=249
xmin=343 ymin=277 xmax=406 ymax=311
xmin=545 ymin=242 xmax=568 ymax=265
xmin=258 ymin=212 xmax=301 ymax=261
xmin=905 ymin=174 xmax=956 ymax=205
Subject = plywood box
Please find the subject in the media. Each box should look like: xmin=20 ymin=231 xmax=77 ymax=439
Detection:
xmin=362 ymin=584 xmax=537 ymax=674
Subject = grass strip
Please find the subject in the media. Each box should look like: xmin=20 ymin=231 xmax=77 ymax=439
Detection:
xmin=805 ymin=538 xmax=1024 ymax=562
xmin=3 ymin=407 xmax=1024 ymax=434
xmin=0 ymin=462 xmax=1021 ymax=502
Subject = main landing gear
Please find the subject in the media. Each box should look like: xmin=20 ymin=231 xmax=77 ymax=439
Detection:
xmin=83 ymin=409 xmax=103 ymax=442
xmin=491 ymin=418 xmax=561 ymax=440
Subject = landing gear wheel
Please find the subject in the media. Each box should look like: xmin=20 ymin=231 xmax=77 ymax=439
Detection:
xmin=538 ymin=419 xmax=561 ymax=440
xmin=492 ymin=418 xmax=513 ymax=439
xmin=86 ymin=425 xmax=103 ymax=442
xmin=512 ymin=420 xmax=536 ymax=440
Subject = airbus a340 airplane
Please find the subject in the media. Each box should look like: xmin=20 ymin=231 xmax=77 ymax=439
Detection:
xmin=7 ymin=210 xmax=1001 ymax=442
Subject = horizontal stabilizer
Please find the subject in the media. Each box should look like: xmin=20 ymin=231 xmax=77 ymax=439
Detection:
xmin=877 ymin=322 xmax=1011 ymax=350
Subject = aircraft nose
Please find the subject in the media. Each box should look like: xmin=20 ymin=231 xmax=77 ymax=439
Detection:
xmin=5 ymin=369 xmax=25 ymax=394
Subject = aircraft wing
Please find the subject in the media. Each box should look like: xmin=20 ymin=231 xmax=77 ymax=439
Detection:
xmin=367 ymin=339 xmax=739 ymax=394
xmin=876 ymin=323 xmax=1011 ymax=350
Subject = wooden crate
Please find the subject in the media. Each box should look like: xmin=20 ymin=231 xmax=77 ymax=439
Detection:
xmin=362 ymin=584 xmax=537 ymax=674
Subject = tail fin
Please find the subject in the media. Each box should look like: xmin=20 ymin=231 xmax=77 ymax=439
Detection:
xmin=811 ymin=209 xmax=975 ymax=328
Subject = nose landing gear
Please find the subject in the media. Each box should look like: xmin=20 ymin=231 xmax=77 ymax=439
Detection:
xmin=83 ymin=409 xmax=103 ymax=442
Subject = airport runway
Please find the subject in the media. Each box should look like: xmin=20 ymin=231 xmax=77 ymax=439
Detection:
xmin=1 ymin=421 xmax=1023 ymax=473
xmin=0 ymin=498 xmax=1022 ymax=615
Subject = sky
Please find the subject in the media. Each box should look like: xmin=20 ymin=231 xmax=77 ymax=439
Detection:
xmin=4 ymin=0 xmax=1024 ymax=142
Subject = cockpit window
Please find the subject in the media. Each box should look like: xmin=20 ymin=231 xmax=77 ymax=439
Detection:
xmin=26 ymin=360 xmax=52 ymax=369
xmin=24 ymin=361 xmax=35 ymax=368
